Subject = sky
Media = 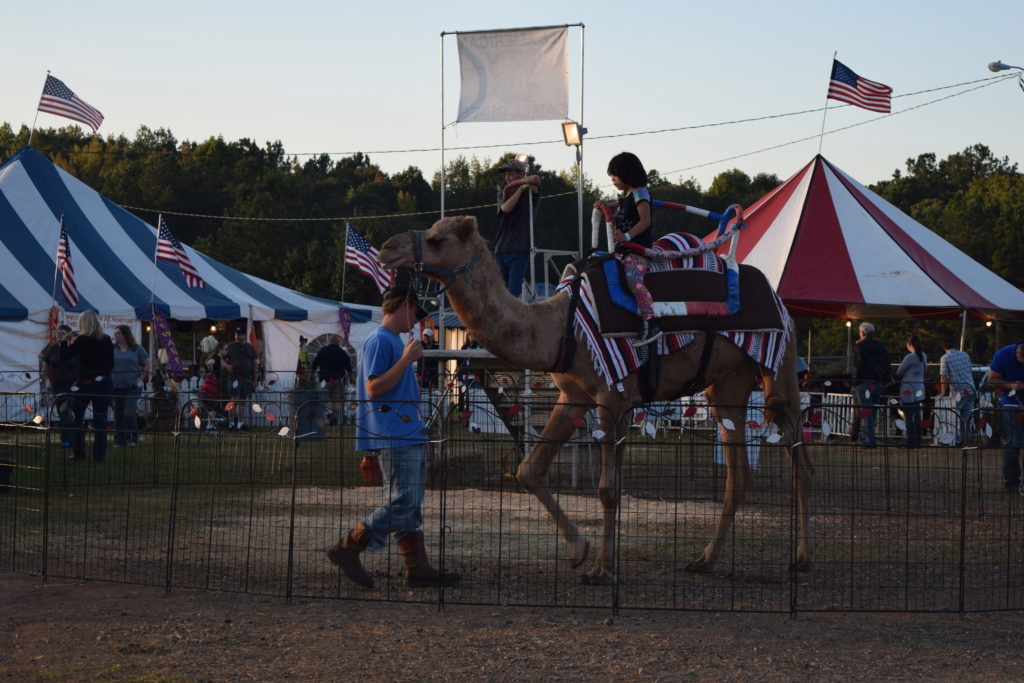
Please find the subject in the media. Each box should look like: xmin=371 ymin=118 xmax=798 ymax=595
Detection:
xmin=4 ymin=0 xmax=1024 ymax=202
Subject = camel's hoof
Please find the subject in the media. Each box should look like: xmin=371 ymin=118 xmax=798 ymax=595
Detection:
xmin=580 ymin=567 xmax=615 ymax=586
xmin=684 ymin=558 xmax=714 ymax=574
xmin=569 ymin=538 xmax=590 ymax=569
xmin=789 ymin=557 xmax=813 ymax=573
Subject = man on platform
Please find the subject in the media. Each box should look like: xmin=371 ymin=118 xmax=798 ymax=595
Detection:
xmin=494 ymin=159 xmax=541 ymax=299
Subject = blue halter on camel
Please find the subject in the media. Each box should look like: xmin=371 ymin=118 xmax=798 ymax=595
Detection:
xmin=409 ymin=228 xmax=482 ymax=297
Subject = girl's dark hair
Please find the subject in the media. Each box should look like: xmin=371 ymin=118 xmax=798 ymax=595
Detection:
xmin=907 ymin=334 xmax=923 ymax=362
xmin=606 ymin=152 xmax=648 ymax=189
xmin=115 ymin=324 xmax=137 ymax=351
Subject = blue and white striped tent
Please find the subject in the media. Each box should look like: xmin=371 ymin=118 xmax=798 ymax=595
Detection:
xmin=0 ymin=146 xmax=372 ymax=373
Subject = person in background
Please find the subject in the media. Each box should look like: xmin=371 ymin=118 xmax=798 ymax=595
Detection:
xmin=111 ymin=325 xmax=148 ymax=447
xmin=988 ymin=341 xmax=1024 ymax=494
xmin=494 ymin=158 xmax=541 ymax=299
xmin=224 ymin=327 xmax=256 ymax=431
xmin=939 ymin=337 xmax=976 ymax=447
xmin=41 ymin=324 xmax=79 ymax=447
xmin=419 ymin=327 xmax=439 ymax=390
xmin=60 ymin=310 xmax=114 ymax=462
xmin=311 ymin=334 xmax=352 ymax=426
xmin=327 ymin=287 xmax=460 ymax=589
xmin=851 ymin=322 xmax=890 ymax=448
xmin=895 ymin=334 xmax=927 ymax=449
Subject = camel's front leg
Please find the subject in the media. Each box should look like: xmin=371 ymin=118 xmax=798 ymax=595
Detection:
xmin=515 ymin=402 xmax=590 ymax=568
xmin=687 ymin=406 xmax=752 ymax=573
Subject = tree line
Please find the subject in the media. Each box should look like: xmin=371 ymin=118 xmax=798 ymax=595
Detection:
xmin=2 ymin=124 xmax=1020 ymax=360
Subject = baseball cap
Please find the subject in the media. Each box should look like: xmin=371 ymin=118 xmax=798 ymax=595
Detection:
xmin=383 ymin=286 xmax=429 ymax=321
xmin=423 ymin=328 xmax=434 ymax=337
xmin=497 ymin=159 xmax=526 ymax=174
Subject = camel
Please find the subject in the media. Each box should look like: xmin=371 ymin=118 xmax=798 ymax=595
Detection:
xmin=378 ymin=215 xmax=813 ymax=584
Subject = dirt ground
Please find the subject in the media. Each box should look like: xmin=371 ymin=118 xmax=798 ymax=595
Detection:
xmin=3 ymin=571 xmax=1024 ymax=681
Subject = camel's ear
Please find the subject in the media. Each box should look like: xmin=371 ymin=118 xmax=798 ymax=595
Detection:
xmin=454 ymin=216 xmax=478 ymax=242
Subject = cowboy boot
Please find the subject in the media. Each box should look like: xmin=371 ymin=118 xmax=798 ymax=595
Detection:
xmin=327 ymin=523 xmax=373 ymax=588
xmin=397 ymin=533 xmax=461 ymax=588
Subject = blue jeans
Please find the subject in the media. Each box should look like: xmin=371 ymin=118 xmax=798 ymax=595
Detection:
xmin=954 ymin=392 xmax=975 ymax=444
xmin=71 ymin=376 xmax=112 ymax=462
xmin=853 ymin=382 xmax=880 ymax=446
xmin=1000 ymin=406 xmax=1024 ymax=488
xmin=902 ymin=400 xmax=922 ymax=447
xmin=112 ymin=386 xmax=140 ymax=445
xmin=363 ymin=443 xmax=426 ymax=550
xmin=496 ymin=252 xmax=529 ymax=298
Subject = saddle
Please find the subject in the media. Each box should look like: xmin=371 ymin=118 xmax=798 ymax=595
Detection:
xmin=583 ymin=237 xmax=785 ymax=337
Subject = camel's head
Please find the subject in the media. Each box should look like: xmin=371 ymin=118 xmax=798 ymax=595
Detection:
xmin=378 ymin=215 xmax=484 ymax=281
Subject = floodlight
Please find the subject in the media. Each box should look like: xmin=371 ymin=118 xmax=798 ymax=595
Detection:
xmin=561 ymin=121 xmax=587 ymax=147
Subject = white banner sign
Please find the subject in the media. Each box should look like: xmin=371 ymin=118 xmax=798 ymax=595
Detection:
xmin=456 ymin=27 xmax=568 ymax=123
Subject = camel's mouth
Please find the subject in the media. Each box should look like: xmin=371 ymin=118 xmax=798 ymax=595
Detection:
xmin=377 ymin=235 xmax=412 ymax=271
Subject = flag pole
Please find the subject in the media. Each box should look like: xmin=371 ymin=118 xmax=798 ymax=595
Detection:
xmin=28 ymin=71 xmax=50 ymax=147
xmin=817 ymin=52 xmax=837 ymax=155
xmin=340 ymin=223 xmax=350 ymax=304
xmin=49 ymin=212 xmax=63 ymax=308
xmin=149 ymin=214 xmax=161 ymax=312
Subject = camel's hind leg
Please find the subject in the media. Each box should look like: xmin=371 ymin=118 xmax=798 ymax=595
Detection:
xmin=761 ymin=328 xmax=815 ymax=572
xmin=580 ymin=403 xmax=629 ymax=586
xmin=686 ymin=399 xmax=753 ymax=573
xmin=515 ymin=399 xmax=591 ymax=569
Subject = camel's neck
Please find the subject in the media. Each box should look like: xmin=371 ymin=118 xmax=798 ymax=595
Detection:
xmin=442 ymin=248 xmax=566 ymax=371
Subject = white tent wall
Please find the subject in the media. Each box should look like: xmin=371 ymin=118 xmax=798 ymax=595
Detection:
xmin=260 ymin=305 xmax=381 ymax=388
xmin=0 ymin=320 xmax=49 ymax=378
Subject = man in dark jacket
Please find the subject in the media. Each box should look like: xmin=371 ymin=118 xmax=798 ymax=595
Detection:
xmin=851 ymin=322 xmax=890 ymax=448
xmin=311 ymin=334 xmax=352 ymax=426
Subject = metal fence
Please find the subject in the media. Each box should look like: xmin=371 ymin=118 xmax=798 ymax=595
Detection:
xmin=1 ymin=387 xmax=1022 ymax=615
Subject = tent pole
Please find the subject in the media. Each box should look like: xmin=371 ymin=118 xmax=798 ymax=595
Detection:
xmin=806 ymin=318 xmax=812 ymax=374
xmin=959 ymin=308 xmax=968 ymax=351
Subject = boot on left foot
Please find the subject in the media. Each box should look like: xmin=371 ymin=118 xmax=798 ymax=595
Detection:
xmin=397 ymin=533 xmax=461 ymax=588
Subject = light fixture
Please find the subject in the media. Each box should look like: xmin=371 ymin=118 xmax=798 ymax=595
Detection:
xmin=561 ymin=121 xmax=587 ymax=147
xmin=845 ymin=320 xmax=852 ymax=328
xmin=145 ymin=324 xmax=151 ymax=333
xmin=514 ymin=153 xmax=529 ymax=166
xmin=986 ymin=320 xmax=994 ymax=327
xmin=989 ymin=60 xmax=1022 ymax=72
xmin=209 ymin=324 xmax=217 ymax=333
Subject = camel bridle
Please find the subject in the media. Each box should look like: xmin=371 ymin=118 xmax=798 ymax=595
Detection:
xmin=409 ymin=229 xmax=482 ymax=296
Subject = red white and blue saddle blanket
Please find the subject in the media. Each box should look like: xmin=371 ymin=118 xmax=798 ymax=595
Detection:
xmin=556 ymin=243 xmax=791 ymax=391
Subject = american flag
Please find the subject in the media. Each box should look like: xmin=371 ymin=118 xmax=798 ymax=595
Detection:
xmin=156 ymin=215 xmax=206 ymax=288
xmin=57 ymin=217 xmax=79 ymax=307
xmin=345 ymin=224 xmax=395 ymax=294
xmin=37 ymin=75 xmax=104 ymax=132
xmin=827 ymin=60 xmax=892 ymax=114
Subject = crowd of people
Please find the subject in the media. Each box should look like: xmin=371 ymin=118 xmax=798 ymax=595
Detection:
xmin=849 ymin=322 xmax=1024 ymax=491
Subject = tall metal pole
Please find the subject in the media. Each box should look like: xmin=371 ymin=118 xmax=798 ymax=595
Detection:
xmin=440 ymin=32 xmax=446 ymax=217
xmin=577 ymin=25 xmax=586 ymax=258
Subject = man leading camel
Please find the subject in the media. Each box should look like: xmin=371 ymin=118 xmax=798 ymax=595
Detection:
xmin=327 ymin=287 xmax=460 ymax=589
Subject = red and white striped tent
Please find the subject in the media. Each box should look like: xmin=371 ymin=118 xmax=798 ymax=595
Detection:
xmin=715 ymin=155 xmax=1024 ymax=320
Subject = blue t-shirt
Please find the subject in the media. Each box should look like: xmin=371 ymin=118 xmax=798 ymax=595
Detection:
xmin=356 ymin=327 xmax=427 ymax=451
xmin=990 ymin=343 xmax=1024 ymax=406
